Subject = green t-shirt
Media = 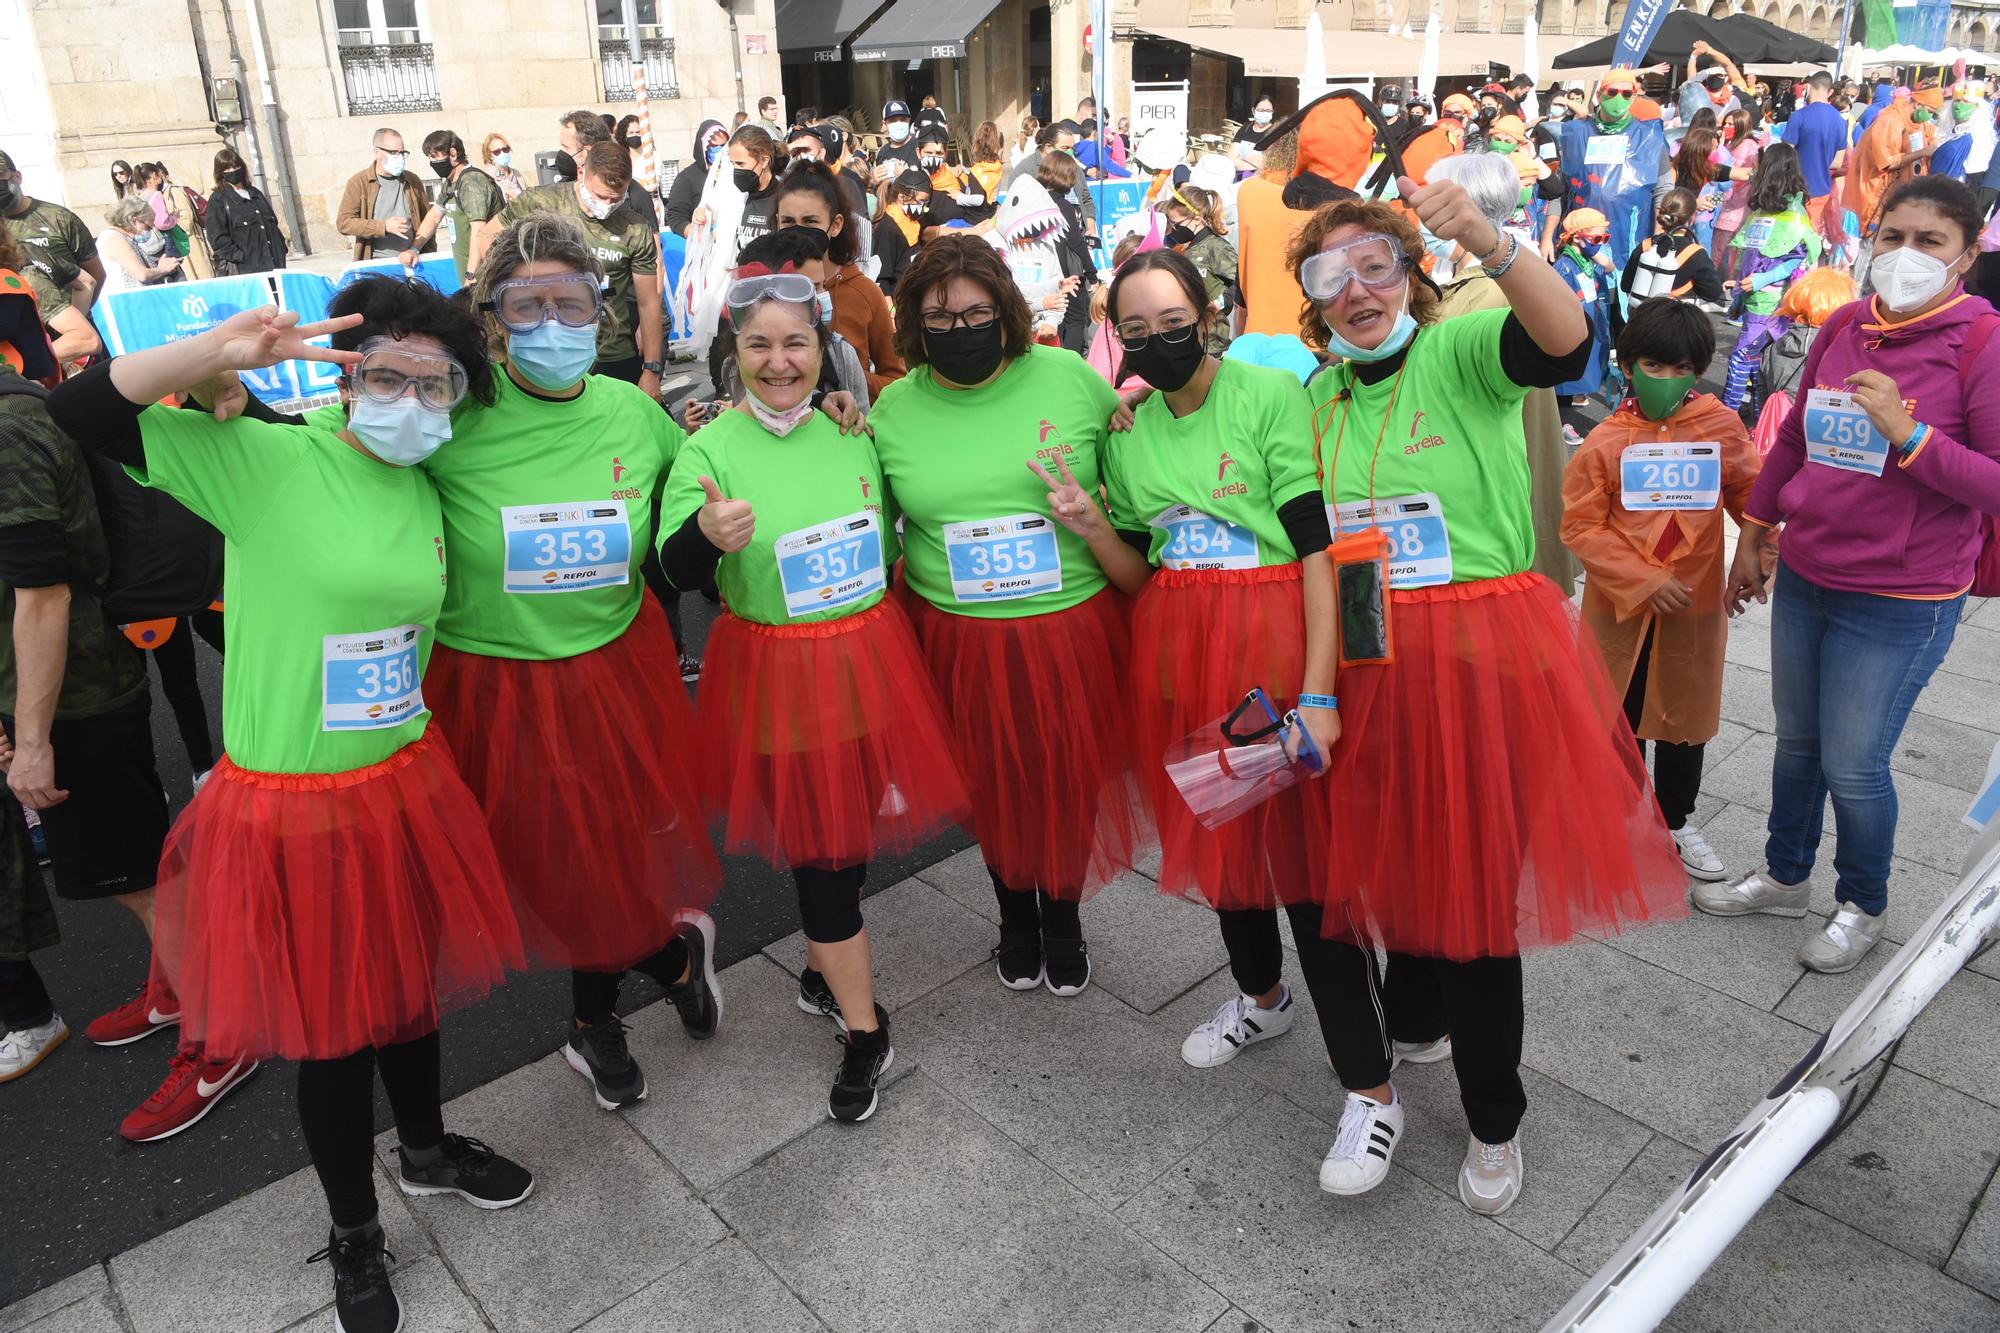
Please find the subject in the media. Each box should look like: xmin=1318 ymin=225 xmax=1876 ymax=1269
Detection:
xmin=870 ymin=344 xmax=1121 ymax=619
xmin=662 ymin=409 xmax=899 ymax=626
xmin=420 ymin=369 xmax=683 ymax=659
xmin=132 ymin=407 xmax=446 ymax=774
xmin=0 ymin=393 xmax=147 ymax=720
xmin=1103 ymin=359 xmax=1318 ymax=570
xmin=8 ymin=199 xmax=94 ymax=292
xmin=1310 ymin=308 xmax=1534 ymax=586
xmin=444 ymin=167 xmax=504 ymax=283
xmin=15 ymin=266 xmax=69 ymax=321
xmin=498 ymin=183 xmax=658 ymax=363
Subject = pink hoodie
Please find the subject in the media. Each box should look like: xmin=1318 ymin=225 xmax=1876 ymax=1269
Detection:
xmin=1746 ymin=292 xmax=2000 ymax=596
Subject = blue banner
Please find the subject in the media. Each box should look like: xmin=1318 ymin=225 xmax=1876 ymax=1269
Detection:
xmin=1088 ymin=179 xmax=1155 ymax=265
xmin=273 ymin=271 xmax=348 ymax=408
xmin=1612 ymin=0 xmax=1677 ymax=70
xmin=334 ymin=255 xmax=461 ymax=296
xmin=91 ymin=274 xmax=309 ymax=408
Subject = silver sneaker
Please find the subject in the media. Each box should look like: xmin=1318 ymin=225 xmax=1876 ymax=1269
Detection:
xmin=1799 ymin=905 xmax=1885 ymax=974
xmin=1458 ymin=1134 xmax=1524 ymax=1215
xmin=1691 ymin=866 xmax=1810 ymax=917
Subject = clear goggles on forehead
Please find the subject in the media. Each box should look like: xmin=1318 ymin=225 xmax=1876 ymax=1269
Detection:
xmin=726 ymin=271 xmax=821 ymax=322
xmin=483 ymin=273 xmax=604 ymax=333
xmin=348 ymin=337 xmax=469 ymax=411
xmin=1299 ymin=234 xmax=1411 ymax=302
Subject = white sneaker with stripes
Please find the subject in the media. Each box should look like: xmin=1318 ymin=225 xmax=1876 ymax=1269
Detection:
xmin=1179 ymin=988 xmax=1295 ymax=1069
xmin=1318 ymin=1089 xmax=1403 ymax=1196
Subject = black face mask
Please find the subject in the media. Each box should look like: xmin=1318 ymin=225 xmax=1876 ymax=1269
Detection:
xmin=1120 ymin=331 xmax=1206 ymax=393
xmin=223 ymin=168 xmax=247 ymax=185
xmin=0 ymin=182 xmax=19 ymax=212
xmin=1165 ymin=222 xmax=1197 ymax=248
xmin=428 ymin=157 xmax=452 ymax=178
xmin=623 ymin=135 xmax=643 ymax=150
xmin=553 ymin=149 xmax=578 ymax=180
xmin=733 ymin=166 xmax=762 ymax=194
xmin=923 ymin=322 xmax=1007 ymax=386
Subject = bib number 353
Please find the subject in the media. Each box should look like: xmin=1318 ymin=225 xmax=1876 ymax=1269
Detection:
xmin=501 ymin=499 xmax=632 ymax=593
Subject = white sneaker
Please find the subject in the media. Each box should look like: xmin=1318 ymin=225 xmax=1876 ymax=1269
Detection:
xmin=1691 ymin=865 xmax=1810 ymax=917
xmin=191 ymin=768 xmax=212 ymax=796
xmin=1391 ymin=1035 xmax=1452 ymax=1069
xmin=1671 ymin=824 xmax=1728 ymax=882
xmin=0 ymin=1016 xmax=68 ymax=1083
xmin=1799 ymin=905 xmax=1885 ymax=974
xmin=1319 ymin=1089 xmax=1403 ymax=1195
xmin=1179 ymin=988 xmax=1295 ymax=1068
xmin=1458 ymin=1134 xmax=1523 ymax=1215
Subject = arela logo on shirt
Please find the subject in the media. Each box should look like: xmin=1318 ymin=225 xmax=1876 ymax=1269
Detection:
xmin=1406 ymin=409 xmax=1447 ymax=457
xmin=1214 ymin=450 xmax=1246 ymax=500
xmin=607 ymin=455 xmax=641 ymax=501
xmin=1034 ymin=418 xmax=1074 ymax=465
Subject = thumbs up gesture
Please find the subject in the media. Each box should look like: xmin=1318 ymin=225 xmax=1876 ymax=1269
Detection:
xmin=697 ymin=475 xmax=756 ymax=552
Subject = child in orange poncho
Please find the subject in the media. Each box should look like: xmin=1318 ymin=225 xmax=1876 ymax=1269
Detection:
xmin=1561 ymin=299 xmax=1759 ymax=884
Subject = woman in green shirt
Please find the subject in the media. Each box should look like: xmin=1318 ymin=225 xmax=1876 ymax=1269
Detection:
xmin=659 ymin=268 xmax=968 ymax=1122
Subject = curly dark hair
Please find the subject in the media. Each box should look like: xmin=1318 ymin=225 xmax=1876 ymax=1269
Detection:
xmin=890 ymin=234 xmax=1034 ymax=371
xmin=329 ymin=276 xmax=496 ymax=408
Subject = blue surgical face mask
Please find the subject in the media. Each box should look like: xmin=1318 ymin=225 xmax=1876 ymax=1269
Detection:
xmin=347 ymin=395 xmax=453 ymax=466
xmin=507 ymin=318 xmax=599 ymax=390
xmin=705 ymin=143 xmax=724 ymax=166
xmin=1321 ymin=288 xmax=1418 ymax=363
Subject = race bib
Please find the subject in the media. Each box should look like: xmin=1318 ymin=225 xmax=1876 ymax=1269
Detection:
xmin=1538 ymin=141 xmax=1559 ymax=161
xmin=1802 ymin=390 xmax=1891 ymax=476
xmin=323 ymin=625 xmax=425 ymax=732
xmin=1585 ymin=134 xmax=1628 ymax=166
xmin=1331 ymin=492 xmax=1452 ymax=589
xmin=1738 ymin=216 xmax=1774 ymax=249
xmin=500 ymin=500 xmax=632 ymax=593
xmin=943 ymin=513 xmax=1062 ymax=603
xmin=1620 ymin=443 xmax=1723 ymax=511
xmin=1577 ymin=274 xmax=1600 ymax=303
xmin=438 ymin=214 xmax=459 ymax=251
xmin=1910 ymin=132 xmax=1926 ymax=152
xmin=774 ymin=510 xmax=885 ymax=617
xmin=1150 ymin=503 xmax=1259 ymax=571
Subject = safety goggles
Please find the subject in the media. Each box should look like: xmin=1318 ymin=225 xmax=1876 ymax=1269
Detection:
xmin=483 ymin=274 xmax=603 ymax=333
xmin=726 ymin=271 xmax=820 ymax=320
xmin=348 ymin=337 xmax=469 ymax=411
xmin=1299 ymin=234 xmax=1410 ymax=302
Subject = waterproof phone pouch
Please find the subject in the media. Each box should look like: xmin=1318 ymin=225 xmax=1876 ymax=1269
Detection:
xmin=1165 ymin=688 xmax=1324 ymax=831
xmin=1328 ymin=528 xmax=1395 ymax=668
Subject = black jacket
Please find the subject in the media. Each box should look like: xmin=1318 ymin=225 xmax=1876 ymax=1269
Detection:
xmin=204 ymin=185 xmax=286 ymax=273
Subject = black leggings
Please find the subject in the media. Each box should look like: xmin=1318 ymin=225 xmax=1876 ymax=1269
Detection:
xmin=796 ymin=863 xmax=867 ymax=944
xmin=1622 ymin=622 xmax=1706 ymax=831
xmin=297 ymin=1031 xmax=445 ymax=1229
xmin=148 ymin=618 xmax=216 ymax=773
xmin=990 ymin=869 xmax=1083 ymax=939
xmin=571 ymin=932 xmax=693 ymax=1025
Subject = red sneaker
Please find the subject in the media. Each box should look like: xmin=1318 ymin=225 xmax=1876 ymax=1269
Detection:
xmin=119 ymin=1049 xmax=259 ymax=1143
xmin=85 ymin=987 xmax=181 ymax=1047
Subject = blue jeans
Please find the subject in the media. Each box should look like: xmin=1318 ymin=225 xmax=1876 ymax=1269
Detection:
xmin=1764 ymin=561 xmax=1963 ymax=914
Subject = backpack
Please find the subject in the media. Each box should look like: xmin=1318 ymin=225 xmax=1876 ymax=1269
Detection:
xmin=0 ymin=374 xmax=225 ymax=623
xmin=1630 ymin=236 xmax=1702 ymax=301
xmin=1817 ymin=303 xmax=2000 ymax=596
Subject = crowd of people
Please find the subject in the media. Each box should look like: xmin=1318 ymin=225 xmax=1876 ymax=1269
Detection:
xmin=2 ymin=53 xmax=2000 ymax=1333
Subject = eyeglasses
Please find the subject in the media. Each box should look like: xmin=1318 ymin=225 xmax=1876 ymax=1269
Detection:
xmin=349 ymin=340 xmax=469 ymax=411
xmin=727 ymin=271 xmax=818 ymax=313
xmin=483 ymin=274 xmax=603 ymax=333
xmin=1113 ymin=313 xmax=1200 ymax=350
xmin=920 ymin=303 xmax=999 ymax=333
xmin=1299 ymin=235 xmax=1409 ymax=302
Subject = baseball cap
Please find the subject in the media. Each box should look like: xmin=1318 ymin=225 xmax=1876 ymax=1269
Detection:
xmin=882 ymin=99 xmax=912 ymax=121
xmin=1703 ymin=69 xmax=1729 ymax=88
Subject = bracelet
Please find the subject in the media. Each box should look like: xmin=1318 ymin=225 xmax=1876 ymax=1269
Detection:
xmin=1485 ymin=233 xmax=1523 ymax=280
xmin=1471 ymin=228 xmax=1509 ymax=263
xmin=1899 ymin=422 xmax=1930 ymax=457
xmin=1297 ymin=693 xmax=1340 ymax=712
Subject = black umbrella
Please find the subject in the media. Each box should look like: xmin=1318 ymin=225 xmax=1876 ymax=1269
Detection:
xmin=1551 ymin=10 xmax=1766 ymax=69
xmin=1717 ymin=13 xmax=1838 ymax=64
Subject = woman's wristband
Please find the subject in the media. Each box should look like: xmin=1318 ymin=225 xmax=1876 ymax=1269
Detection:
xmin=1899 ymin=422 xmax=1930 ymax=457
xmin=1298 ymin=693 xmax=1339 ymax=712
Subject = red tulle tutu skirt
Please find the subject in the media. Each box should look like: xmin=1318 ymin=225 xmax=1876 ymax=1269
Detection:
xmin=1134 ymin=565 xmax=1326 ymax=911
xmin=902 ymin=586 xmax=1147 ymax=899
xmin=149 ymin=731 xmax=524 ymax=1061
xmin=425 ymin=598 xmax=720 ymax=972
xmin=1318 ymin=572 xmax=1686 ymax=961
xmin=695 ymin=602 xmax=970 ymax=869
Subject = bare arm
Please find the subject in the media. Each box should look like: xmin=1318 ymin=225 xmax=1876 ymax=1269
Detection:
xmin=634 ymin=268 xmax=663 ymax=366
xmin=8 ymin=585 xmax=71 ymax=809
xmin=46 ymin=306 xmax=102 ymax=363
xmin=1403 ymin=175 xmax=1585 ymax=356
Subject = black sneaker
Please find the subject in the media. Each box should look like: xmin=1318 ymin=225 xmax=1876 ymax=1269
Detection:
xmin=397 ymin=1133 xmax=534 ymax=1209
xmin=797 ymin=967 xmax=845 ymax=1029
xmin=828 ymin=1023 xmax=894 ymax=1123
xmin=664 ymin=911 xmax=721 ymax=1040
xmin=564 ymin=1015 xmax=648 ymax=1110
xmin=307 ymin=1226 xmax=401 ymax=1333
xmin=679 ymin=653 xmax=703 ymax=682
xmin=1043 ymin=935 xmax=1092 ymax=997
xmin=993 ymin=925 xmax=1044 ymax=991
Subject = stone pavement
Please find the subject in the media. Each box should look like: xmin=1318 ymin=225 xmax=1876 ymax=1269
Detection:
xmin=7 ymin=593 xmax=2000 ymax=1333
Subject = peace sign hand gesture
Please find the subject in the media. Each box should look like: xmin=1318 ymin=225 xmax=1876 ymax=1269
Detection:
xmin=1027 ymin=455 xmax=1110 ymax=543
xmin=208 ymin=306 xmax=365 ymax=374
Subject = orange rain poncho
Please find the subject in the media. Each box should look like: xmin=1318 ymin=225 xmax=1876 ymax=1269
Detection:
xmin=1843 ymin=97 xmax=1933 ymax=232
xmin=1560 ymin=392 xmax=1759 ymax=744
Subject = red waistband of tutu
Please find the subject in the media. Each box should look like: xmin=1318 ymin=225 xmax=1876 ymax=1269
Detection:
xmin=1388 ymin=571 xmax=1544 ymax=606
xmin=213 ymin=730 xmax=436 ymax=792
xmin=1150 ymin=563 xmax=1303 ymax=591
xmin=723 ymin=602 xmax=890 ymax=640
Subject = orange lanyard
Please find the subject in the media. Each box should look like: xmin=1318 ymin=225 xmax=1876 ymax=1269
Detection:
xmin=1312 ymin=357 xmax=1410 ymax=537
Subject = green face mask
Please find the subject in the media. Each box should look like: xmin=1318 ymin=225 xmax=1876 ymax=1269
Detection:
xmin=1913 ymin=108 xmax=1935 ymax=124
xmin=1598 ymin=93 xmax=1633 ymax=128
xmin=1632 ymin=368 xmax=1697 ymax=421
xmin=1953 ymin=100 xmax=1975 ymax=123
xmin=1490 ymin=140 xmax=1520 ymax=155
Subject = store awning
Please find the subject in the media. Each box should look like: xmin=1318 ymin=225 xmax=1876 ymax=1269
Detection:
xmin=848 ymin=0 xmax=1006 ymax=63
xmin=775 ymin=0 xmax=888 ymax=63
xmin=1133 ymin=23 xmax=1593 ymax=80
